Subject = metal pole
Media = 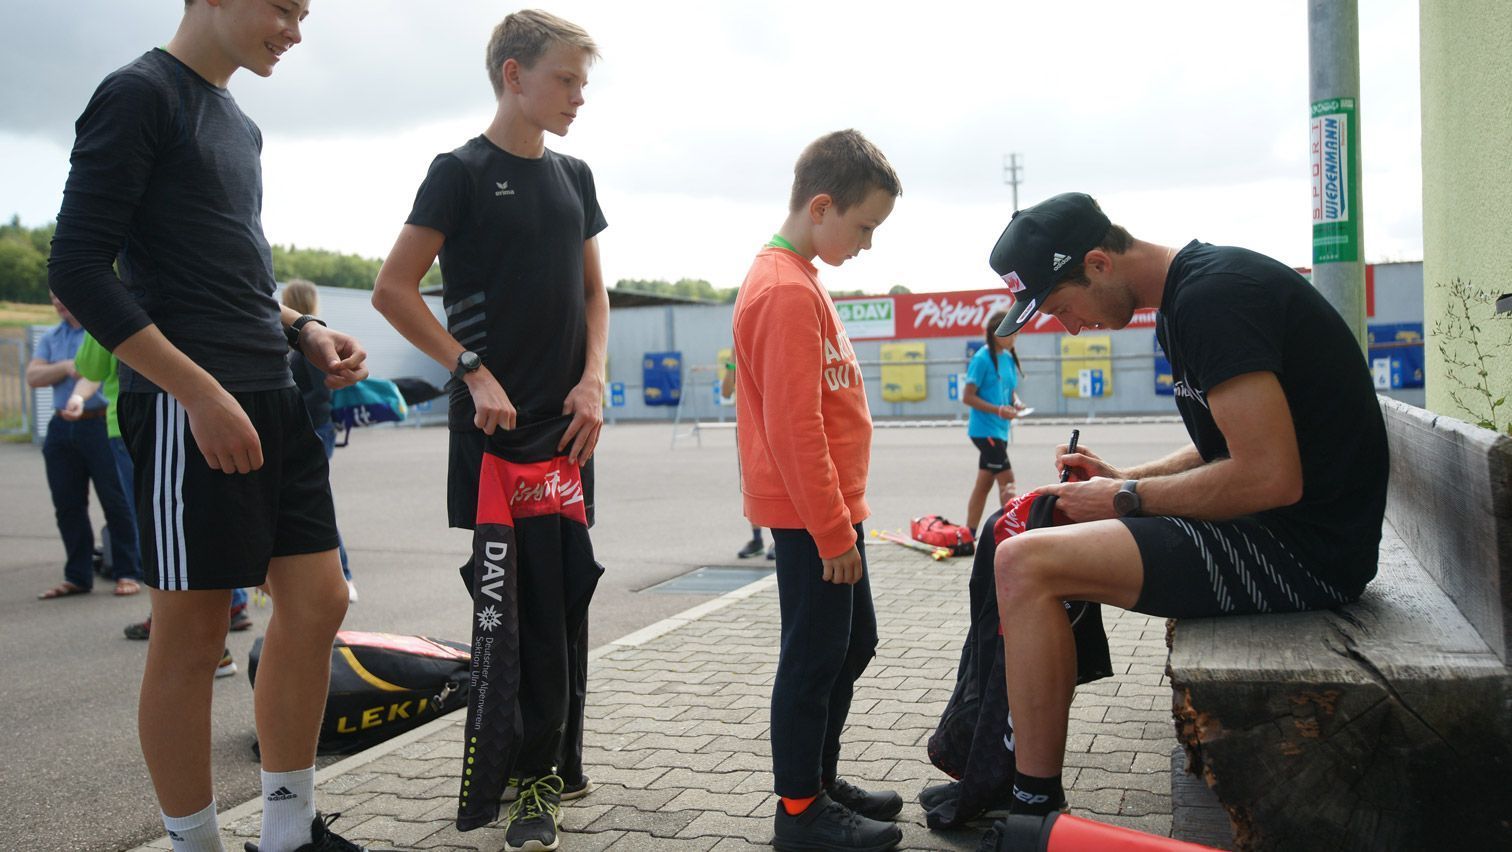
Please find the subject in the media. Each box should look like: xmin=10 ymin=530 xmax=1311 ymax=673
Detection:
xmin=1003 ymin=153 xmax=1022 ymax=211
xmin=1308 ymin=0 xmax=1367 ymax=353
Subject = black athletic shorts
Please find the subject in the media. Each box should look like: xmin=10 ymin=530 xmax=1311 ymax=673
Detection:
xmin=970 ymin=436 xmax=1011 ymax=473
xmin=1123 ymin=514 xmax=1364 ymax=618
xmin=449 ymin=428 xmax=595 ymax=530
xmin=118 ymin=387 xmax=339 ymax=590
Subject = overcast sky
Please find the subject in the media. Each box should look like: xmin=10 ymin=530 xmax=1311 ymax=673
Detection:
xmin=0 ymin=1 xmax=1423 ymax=294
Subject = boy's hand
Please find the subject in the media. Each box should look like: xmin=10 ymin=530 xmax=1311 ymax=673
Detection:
xmin=1055 ymin=442 xmax=1121 ymax=483
xmin=464 ymin=367 xmax=516 ymax=435
xmin=301 ymin=325 xmax=369 ymax=389
xmin=822 ymin=546 xmax=863 ymax=585
xmin=184 ymin=388 xmax=263 ymax=474
xmin=558 ymin=379 xmax=604 ymax=465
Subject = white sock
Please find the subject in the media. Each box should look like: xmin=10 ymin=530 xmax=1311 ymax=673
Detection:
xmin=162 ymin=801 xmax=225 ymax=852
xmin=258 ymin=766 xmax=317 ymax=852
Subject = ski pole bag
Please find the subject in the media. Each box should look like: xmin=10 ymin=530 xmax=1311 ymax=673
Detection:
xmin=910 ymin=514 xmax=976 ymax=556
xmin=249 ymin=630 xmax=471 ymax=755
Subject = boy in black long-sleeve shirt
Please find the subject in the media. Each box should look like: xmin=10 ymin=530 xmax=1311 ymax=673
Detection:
xmin=48 ymin=2 xmax=369 ymax=850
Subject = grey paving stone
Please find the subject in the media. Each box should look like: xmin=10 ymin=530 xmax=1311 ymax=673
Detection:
xmin=581 ymin=803 xmax=699 ymax=837
xmin=665 ymin=792 xmax=774 ymax=817
xmin=674 ymin=811 xmax=774 ymax=841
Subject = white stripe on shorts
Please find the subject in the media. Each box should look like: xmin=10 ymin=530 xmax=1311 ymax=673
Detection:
xmin=152 ymin=395 xmax=189 ymax=590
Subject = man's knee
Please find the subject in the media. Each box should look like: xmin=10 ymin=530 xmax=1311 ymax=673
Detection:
xmin=993 ymin=532 xmax=1059 ymax=605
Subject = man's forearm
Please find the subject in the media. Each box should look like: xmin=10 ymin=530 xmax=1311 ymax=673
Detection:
xmin=1124 ymin=444 xmax=1204 ymax=479
xmin=26 ymin=360 xmax=73 ymax=388
xmin=1136 ymin=455 xmax=1297 ymax=521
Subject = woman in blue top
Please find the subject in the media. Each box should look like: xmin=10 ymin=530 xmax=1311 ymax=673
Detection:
xmin=962 ymin=310 xmax=1024 ymax=533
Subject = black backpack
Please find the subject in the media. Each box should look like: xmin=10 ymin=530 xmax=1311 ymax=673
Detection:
xmin=249 ymin=630 xmax=471 ymax=756
xmin=924 ymin=494 xmax=1114 ymax=829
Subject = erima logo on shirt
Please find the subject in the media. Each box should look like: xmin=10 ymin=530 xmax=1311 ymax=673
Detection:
xmin=494 ymin=181 xmax=515 ymax=197
xmin=1052 ymin=252 xmax=1072 ymax=272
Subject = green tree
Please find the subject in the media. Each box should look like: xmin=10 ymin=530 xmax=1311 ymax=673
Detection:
xmin=0 ymin=231 xmax=48 ymax=303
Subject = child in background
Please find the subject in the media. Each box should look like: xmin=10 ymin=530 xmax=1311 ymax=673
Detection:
xmin=961 ymin=310 xmax=1024 ymax=533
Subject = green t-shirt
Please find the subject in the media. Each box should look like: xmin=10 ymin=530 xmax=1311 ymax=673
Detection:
xmin=73 ymin=333 xmax=121 ymax=438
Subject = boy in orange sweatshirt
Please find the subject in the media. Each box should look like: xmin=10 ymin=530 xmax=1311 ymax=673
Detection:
xmin=732 ymin=129 xmax=904 ymax=852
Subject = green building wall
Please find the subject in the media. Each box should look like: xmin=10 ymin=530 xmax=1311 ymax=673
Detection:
xmin=1419 ymin=1 xmax=1512 ymax=433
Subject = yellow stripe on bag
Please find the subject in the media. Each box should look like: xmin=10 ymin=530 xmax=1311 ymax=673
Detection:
xmin=337 ymin=647 xmax=408 ymax=692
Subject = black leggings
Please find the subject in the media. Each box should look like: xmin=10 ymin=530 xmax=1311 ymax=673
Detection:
xmin=769 ymin=524 xmax=878 ymax=797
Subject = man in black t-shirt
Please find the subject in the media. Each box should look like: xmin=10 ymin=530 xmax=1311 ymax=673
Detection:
xmin=976 ymin=193 xmax=1388 ymax=820
xmin=372 ymin=9 xmax=607 ymax=849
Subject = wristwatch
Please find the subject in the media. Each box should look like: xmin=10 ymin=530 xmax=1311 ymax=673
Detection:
xmin=285 ymin=314 xmax=326 ymax=350
xmin=453 ymin=350 xmax=482 ymax=382
xmin=1113 ymin=479 xmax=1143 ymax=517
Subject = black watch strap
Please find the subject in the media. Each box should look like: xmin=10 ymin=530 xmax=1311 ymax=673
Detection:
xmin=285 ymin=314 xmax=327 ymax=350
xmin=1114 ymin=479 xmax=1142 ymax=517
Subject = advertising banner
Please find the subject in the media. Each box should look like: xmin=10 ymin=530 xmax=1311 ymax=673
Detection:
xmin=835 ymin=289 xmax=1156 ymax=341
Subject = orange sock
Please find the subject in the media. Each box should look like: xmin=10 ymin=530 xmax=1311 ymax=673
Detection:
xmin=781 ymin=795 xmax=817 ymax=815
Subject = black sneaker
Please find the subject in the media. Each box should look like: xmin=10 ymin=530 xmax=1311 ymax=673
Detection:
xmin=773 ymin=792 xmax=902 ymax=852
xmin=124 ymin=617 xmax=151 ymax=641
xmin=738 ymin=538 xmax=765 ymax=559
xmin=243 ymin=812 xmax=386 ymax=851
xmin=504 ymin=774 xmax=563 ymax=851
xmin=918 ymin=780 xmax=959 ymax=811
xmin=827 ymin=777 xmax=903 ymax=821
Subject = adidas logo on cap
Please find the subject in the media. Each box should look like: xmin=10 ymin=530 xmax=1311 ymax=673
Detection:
xmin=1052 ymin=252 xmax=1072 ymax=271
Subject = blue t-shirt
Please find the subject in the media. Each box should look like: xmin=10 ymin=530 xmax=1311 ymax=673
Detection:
xmin=965 ymin=345 xmax=1018 ymax=439
xmin=34 ymin=321 xmax=106 ymax=412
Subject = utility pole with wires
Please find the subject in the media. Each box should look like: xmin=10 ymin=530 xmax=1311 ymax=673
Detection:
xmin=1002 ymin=153 xmax=1023 ymax=211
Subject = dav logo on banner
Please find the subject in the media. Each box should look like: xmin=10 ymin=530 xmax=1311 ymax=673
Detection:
xmin=835 ymin=298 xmax=895 ymax=340
xmin=476 ymin=456 xmax=588 ymax=525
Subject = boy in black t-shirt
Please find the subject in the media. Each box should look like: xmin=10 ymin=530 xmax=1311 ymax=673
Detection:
xmin=47 ymin=2 xmax=371 ymax=851
xmin=977 ymin=193 xmax=1387 ymax=820
xmin=372 ymin=9 xmax=607 ymax=851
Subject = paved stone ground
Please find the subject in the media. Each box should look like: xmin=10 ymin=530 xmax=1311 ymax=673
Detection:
xmin=131 ymin=542 xmax=1178 ymax=851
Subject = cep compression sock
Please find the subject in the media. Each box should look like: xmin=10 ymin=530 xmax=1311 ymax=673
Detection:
xmin=258 ymin=766 xmax=316 ymax=852
xmin=1009 ymin=771 xmax=1065 ymax=816
xmin=162 ymin=801 xmax=225 ymax=852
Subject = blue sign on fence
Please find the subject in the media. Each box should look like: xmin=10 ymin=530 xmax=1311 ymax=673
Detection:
xmin=609 ymin=382 xmax=626 ymax=407
xmin=1154 ymin=335 xmax=1174 ymax=396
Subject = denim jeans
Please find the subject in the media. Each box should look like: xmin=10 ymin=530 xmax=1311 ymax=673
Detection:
xmin=43 ymin=416 xmax=141 ymax=587
xmin=313 ymin=421 xmax=351 ymax=580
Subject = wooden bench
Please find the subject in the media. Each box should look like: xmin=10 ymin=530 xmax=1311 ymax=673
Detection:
xmin=1167 ymin=397 xmax=1512 ymax=850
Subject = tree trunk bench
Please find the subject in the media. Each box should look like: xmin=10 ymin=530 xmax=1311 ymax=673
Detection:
xmin=1167 ymin=398 xmax=1512 ymax=850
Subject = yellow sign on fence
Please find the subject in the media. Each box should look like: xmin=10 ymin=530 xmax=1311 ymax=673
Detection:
xmin=1060 ymin=335 xmax=1112 ymax=398
xmin=880 ymin=342 xmax=927 ymax=402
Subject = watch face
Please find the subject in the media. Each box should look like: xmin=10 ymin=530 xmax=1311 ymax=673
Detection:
xmin=1114 ymin=483 xmax=1139 ymax=516
xmin=460 ymin=352 xmax=481 ymax=371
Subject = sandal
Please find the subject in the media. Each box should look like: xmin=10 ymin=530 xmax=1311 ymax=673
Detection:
xmin=39 ymin=582 xmax=90 ymax=600
xmin=114 ymin=578 xmax=142 ymax=596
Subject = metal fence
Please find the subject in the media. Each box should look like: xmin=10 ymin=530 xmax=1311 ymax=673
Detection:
xmin=0 ymin=332 xmax=31 ymax=438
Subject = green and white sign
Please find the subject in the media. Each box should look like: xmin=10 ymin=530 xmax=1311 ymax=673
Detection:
xmin=835 ymin=297 xmax=895 ymax=340
xmin=1310 ymin=97 xmax=1361 ymax=264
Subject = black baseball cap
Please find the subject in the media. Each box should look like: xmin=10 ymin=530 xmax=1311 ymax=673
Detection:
xmin=988 ymin=192 xmax=1111 ymax=335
